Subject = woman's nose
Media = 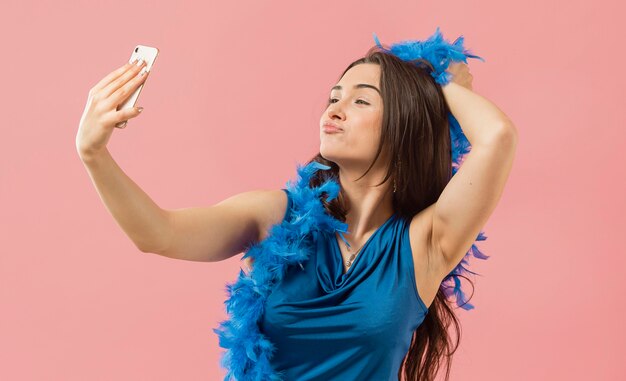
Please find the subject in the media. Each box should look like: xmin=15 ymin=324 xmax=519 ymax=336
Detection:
xmin=327 ymin=104 xmax=344 ymax=120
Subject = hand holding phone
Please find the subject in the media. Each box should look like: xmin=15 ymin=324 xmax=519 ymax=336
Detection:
xmin=115 ymin=45 xmax=159 ymax=128
xmin=76 ymin=45 xmax=159 ymax=159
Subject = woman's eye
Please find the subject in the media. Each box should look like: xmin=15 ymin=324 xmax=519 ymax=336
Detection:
xmin=327 ymin=98 xmax=369 ymax=105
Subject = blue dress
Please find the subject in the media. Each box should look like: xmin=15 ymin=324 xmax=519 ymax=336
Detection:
xmin=259 ymin=189 xmax=429 ymax=380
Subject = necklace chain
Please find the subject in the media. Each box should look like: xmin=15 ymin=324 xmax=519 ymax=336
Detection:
xmin=344 ymin=240 xmax=364 ymax=268
xmin=339 ymin=213 xmax=394 ymax=269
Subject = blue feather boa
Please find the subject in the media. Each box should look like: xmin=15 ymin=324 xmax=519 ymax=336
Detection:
xmin=213 ymin=27 xmax=489 ymax=380
xmin=212 ymin=161 xmax=348 ymax=381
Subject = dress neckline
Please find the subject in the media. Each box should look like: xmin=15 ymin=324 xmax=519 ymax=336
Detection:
xmin=334 ymin=213 xmax=397 ymax=277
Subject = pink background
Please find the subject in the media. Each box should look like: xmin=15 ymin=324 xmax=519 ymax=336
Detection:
xmin=1 ymin=0 xmax=624 ymax=380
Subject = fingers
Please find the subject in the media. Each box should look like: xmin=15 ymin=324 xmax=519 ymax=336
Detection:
xmin=92 ymin=59 xmax=140 ymax=95
xmin=448 ymin=62 xmax=469 ymax=75
xmin=114 ymin=105 xmax=144 ymax=129
xmin=102 ymin=59 xmax=148 ymax=99
xmin=447 ymin=62 xmax=472 ymax=88
xmin=109 ymin=63 xmax=149 ymax=106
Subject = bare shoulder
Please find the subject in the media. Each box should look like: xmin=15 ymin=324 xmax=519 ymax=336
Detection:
xmin=408 ymin=203 xmax=449 ymax=309
xmin=237 ymin=189 xmax=288 ymax=271
xmin=255 ymin=189 xmax=289 ymax=243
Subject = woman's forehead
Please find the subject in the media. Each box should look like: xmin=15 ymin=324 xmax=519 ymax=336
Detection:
xmin=340 ymin=63 xmax=380 ymax=85
xmin=333 ymin=64 xmax=381 ymax=95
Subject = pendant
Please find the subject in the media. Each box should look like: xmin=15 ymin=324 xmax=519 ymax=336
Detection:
xmin=345 ymin=253 xmax=356 ymax=267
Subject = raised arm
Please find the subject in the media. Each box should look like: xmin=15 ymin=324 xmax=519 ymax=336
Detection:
xmin=79 ymin=148 xmax=288 ymax=262
xmin=76 ymin=59 xmax=288 ymax=263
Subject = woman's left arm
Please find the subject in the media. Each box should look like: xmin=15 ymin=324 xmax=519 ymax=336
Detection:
xmin=433 ymin=65 xmax=518 ymax=275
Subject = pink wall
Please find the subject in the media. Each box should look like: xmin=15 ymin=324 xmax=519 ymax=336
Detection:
xmin=1 ymin=0 xmax=624 ymax=379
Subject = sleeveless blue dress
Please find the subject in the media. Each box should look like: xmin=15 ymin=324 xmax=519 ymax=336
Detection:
xmin=259 ymin=189 xmax=429 ymax=380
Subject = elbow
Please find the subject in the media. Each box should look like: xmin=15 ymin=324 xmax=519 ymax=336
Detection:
xmin=487 ymin=123 xmax=518 ymax=148
xmin=136 ymin=236 xmax=171 ymax=256
xmin=137 ymin=243 xmax=158 ymax=254
xmin=138 ymin=245 xmax=155 ymax=254
xmin=497 ymin=120 xmax=518 ymax=140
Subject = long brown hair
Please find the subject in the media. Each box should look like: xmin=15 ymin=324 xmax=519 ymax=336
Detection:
xmin=305 ymin=47 xmax=475 ymax=380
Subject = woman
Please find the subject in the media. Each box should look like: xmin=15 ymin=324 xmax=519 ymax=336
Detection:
xmin=76 ymin=37 xmax=517 ymax=381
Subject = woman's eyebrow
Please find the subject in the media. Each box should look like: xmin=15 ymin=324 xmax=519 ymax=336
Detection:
xmin=331 ymin=84 xmax=381 ymax=96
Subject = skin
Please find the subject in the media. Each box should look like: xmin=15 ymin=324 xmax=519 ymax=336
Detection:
xmin=319 ymin=63 xmax=394 ymax=258
xmin=77 ymin=56 xmax=495 ymax=311
xmin=76 ymin=58 xmax=149 ymax=158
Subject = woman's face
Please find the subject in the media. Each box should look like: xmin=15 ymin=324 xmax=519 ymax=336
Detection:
xmin=319 ymin=63 xmax=385 ymax=169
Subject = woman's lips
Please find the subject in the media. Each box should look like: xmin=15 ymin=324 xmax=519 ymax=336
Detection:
xmin=322 ymin=126 xmax=343 ymax=133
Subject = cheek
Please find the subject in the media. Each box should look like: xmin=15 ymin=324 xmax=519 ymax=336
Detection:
xmin=365 ymin=120 xmax=382 ymax=142
xmin=348 ymin=131 xmax=378 ymax=156
xmin=363 ymin=127 xmax=383 ymax=155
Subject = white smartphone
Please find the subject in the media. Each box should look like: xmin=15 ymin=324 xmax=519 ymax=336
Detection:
xmin=115 ymin=44 xmax=159 ymax=127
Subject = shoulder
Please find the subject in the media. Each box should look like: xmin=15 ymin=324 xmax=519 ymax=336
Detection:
xmin=256 ymin=189 xmax=290 ymax=243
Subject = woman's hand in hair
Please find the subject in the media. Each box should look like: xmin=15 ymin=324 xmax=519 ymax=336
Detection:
xmin=446 ymin=62 xmax=473 ymax=91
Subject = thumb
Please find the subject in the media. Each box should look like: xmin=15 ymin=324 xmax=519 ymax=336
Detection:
xmin=114 ymin=106 xmax=144 ymax=128
xmin=118 ymin=106 xmax=144 ymax=123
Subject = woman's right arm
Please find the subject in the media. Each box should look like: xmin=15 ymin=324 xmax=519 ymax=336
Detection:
xmin=77 ymin=58 xmax=287 ymax=262
xmin=80 ymin=149 xmax=288 ymax=262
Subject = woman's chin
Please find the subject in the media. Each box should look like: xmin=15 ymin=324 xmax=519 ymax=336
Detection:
xmin=320 ymin=149 xmax=339 ymax=163
xmin=319 ymin=147 xmax=339 ymax=163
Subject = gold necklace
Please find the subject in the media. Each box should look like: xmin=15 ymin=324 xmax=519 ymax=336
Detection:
xmin=344 ymin=240 xmax=365 ymax=268
xmin=339 ymin=213 xmax=394 ymax=268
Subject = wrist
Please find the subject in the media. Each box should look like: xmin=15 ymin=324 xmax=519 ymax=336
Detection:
xmin=79 ymin=147 xmax=111 ymax=166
